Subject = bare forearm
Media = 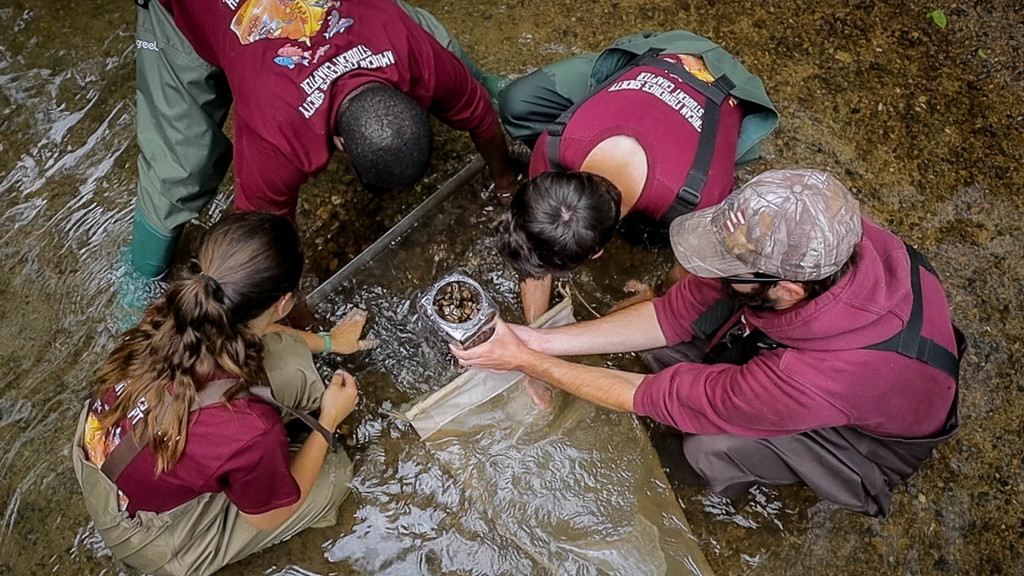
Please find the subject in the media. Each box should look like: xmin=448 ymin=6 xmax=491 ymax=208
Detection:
xmin=288 ymin=430 xmax=331 ymax=498
xmin=518 ymin=350 xmax=642 ymax=412
xmin=531 ymin=300 xmax=667 ymax=356
xmin=521 ymin=276 xmax=553 ymax=324
xmin=473 ymin=119 xmax=515 ymax=190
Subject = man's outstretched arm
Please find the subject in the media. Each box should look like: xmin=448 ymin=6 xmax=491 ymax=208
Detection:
xmin=521 ymin=300 xmax=667 ymax=357
xmin=451 ymin=317 xmax=646 ymax=412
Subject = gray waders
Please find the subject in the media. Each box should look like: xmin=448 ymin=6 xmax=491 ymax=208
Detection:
xmin=643 ymin=245 xmax=964 ymax=517
xmin=72 ymin=333 xmax=352 ymax=576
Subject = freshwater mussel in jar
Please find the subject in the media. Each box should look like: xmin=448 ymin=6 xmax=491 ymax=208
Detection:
xmin=433 ymin=281 xmax=480 ymax=324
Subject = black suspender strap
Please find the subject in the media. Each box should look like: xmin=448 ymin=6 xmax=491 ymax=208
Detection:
xmin=862 ymin=245 xmax=962 ymax=380
xmin=691 ymin=297 xmax=739 ymax=340
xmin=545 ymin=48 xmax=663 ymax=172
xmin=640 ymin=56 xmax=736 ymax=224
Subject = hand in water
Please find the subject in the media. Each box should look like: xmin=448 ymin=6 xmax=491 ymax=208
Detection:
xmin=523 ymin=376 xmax=554 ymax=410
xmin=329 ymin=308 xmax=378 ymax=354
xmin=488 ymin=172 xmax=519 ymax=206
xmin=608 ymin=280 xmax=656 ymax=314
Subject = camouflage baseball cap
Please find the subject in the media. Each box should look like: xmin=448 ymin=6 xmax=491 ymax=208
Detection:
xmin=669 ymin=169 xmax=863 ymax=281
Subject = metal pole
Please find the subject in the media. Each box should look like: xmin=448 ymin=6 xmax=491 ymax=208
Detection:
xmin=308 ymin=157 xmax=485 ymax=306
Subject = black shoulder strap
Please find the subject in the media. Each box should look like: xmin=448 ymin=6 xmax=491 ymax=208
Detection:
xmin=100 ymin=378 xmax=240 ymax=482
xmin=691 ymin=297 xmax=739 ymax=340
xmin=638 ymin=56 xmax=736 ymax=224
xmin=862 ymin=245 xmax=963 ymax=380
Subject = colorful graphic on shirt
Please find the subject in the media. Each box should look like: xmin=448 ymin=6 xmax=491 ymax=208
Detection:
xmin=84 ymin=385 xmax=139 ymax=512
xmin=274 ymin=44 xmax=312 ymax=68
xmin=323 ymin=11 xmax=354 ymax=39
xmin=273 ymin=44 xmax=331 ymax=68
xmin=231 ymin=0 xmax=338 ymax=46
xmin=663 ymin=54 xmax=737 ymax=107
xmin=675 ymin=54 xmax=716 ymax=83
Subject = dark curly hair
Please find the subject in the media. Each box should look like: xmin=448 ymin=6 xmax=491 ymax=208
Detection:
xmin=336 ymin=83 xmax=433 ymax=192
xmin=497 ymin=171 xmax=622 ymax=279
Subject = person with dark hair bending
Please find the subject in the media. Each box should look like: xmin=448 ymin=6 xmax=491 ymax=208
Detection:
xmin=496 ymin=30 xmax=779 ymax=323
xmin=457 ymin=170 xmax=964 ymax=517
xmin=73 ymin=213 xmax=373 ymax=576
xmin=129 ymin=0 xmax=515 ymax=278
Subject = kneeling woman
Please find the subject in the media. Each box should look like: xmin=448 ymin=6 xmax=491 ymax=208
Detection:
xmin=73 ymin=213 xmax=366 ymax=576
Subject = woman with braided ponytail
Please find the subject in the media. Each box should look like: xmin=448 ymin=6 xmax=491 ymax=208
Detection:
xmin=72 ymin=213 xmax=371 ymax=576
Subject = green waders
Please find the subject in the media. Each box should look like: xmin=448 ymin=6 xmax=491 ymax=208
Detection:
xmin=130 ymin=0 xmax=496 ymax=278
xmin=72 ymin=333 xmax=352 ymax=576
xmin=498 ymin=30 xmax=779 ymax=162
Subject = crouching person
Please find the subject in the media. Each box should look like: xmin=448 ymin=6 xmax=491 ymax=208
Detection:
xmin=497 ymin=30 xmax=779 ymax=322
xmin=454 ymin=169 xmax=964 ymax=517
xmin=73 ymin=213 xmax=368 ymax=576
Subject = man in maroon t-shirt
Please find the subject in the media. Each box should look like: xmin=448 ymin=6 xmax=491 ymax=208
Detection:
xmin=129 ymin=0 xmax=515 ymax=279
xmin=497 ymin=41 xmax=776 ymax=324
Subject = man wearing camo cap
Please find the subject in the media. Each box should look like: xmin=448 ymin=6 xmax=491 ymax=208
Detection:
xmin=452 ymin=168 xmax=964 ymax=517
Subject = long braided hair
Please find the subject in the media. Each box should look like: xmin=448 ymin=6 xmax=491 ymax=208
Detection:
xmin=94 ymin=213 xmax=303 ymax=473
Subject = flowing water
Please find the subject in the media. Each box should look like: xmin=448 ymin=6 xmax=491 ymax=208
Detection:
xmin=2 ymin=0 xmax=1023 ymax=575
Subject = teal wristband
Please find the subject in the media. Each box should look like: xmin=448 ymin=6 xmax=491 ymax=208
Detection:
xmin=319 ymin=332 xmax=332 ymax=355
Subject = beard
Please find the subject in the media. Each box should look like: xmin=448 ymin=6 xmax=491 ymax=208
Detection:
xmin=721 ymin=280 xmax=780 ymax=311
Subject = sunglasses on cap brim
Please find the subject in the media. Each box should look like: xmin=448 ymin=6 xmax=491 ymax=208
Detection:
xmin=721 ymin=273 xmax=784 ymax=284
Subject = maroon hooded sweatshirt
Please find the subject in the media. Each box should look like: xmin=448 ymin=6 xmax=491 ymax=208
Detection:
xmin=633 ymin=218 xmax=957 ymax=439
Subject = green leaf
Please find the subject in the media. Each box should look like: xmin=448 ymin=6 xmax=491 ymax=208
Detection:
xmin=977 ymin=48 xmax=989 ymax=60
xmin=927 ymin=9 xmax=948 ymax=29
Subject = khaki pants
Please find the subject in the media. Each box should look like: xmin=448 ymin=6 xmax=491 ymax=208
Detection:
xmin=72 ymin=333 xmax=352 ymax=576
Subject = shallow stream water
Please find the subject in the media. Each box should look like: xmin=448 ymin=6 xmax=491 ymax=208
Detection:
xmin=1 ymin=1 xmax=1023 ymax=575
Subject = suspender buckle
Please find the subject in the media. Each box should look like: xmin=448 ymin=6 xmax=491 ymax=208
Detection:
xmin=661 ymin=173 xmax=706 ymax=223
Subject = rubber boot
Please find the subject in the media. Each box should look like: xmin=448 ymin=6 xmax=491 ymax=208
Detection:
xmin=129 ymin=210 xmax=179 ymax=279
